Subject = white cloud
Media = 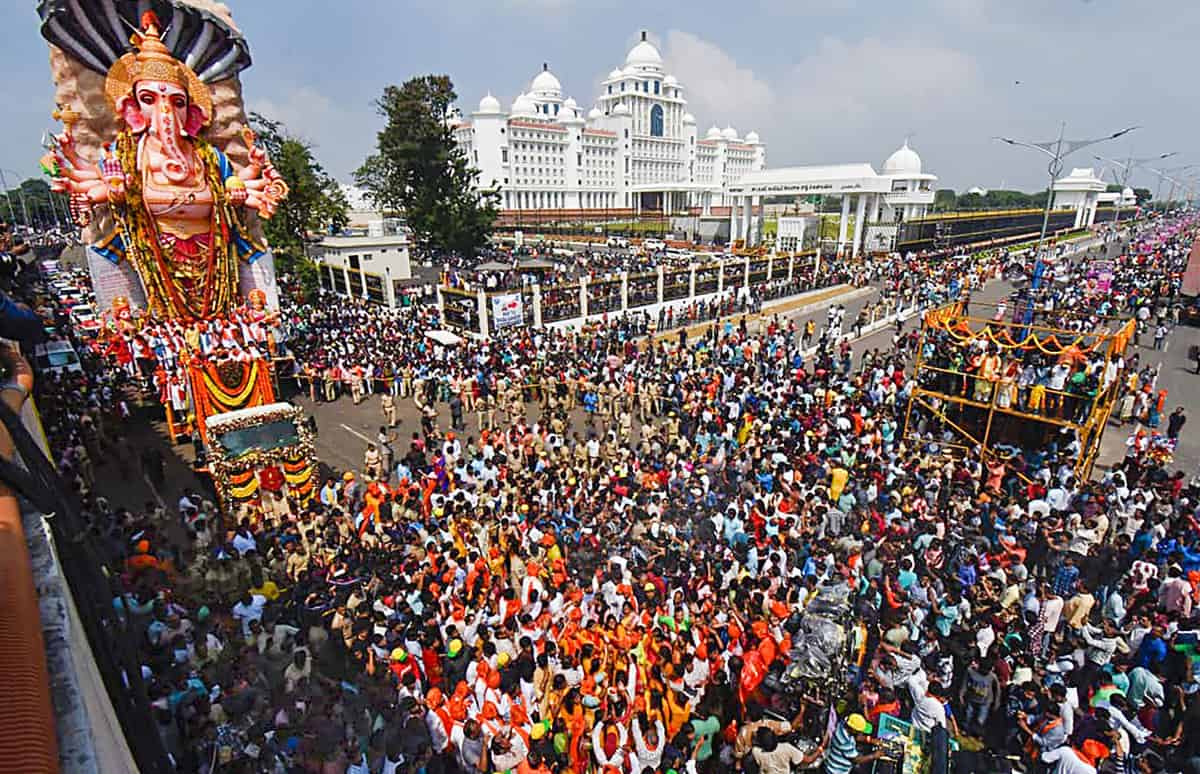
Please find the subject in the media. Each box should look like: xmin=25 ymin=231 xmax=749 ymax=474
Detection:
xmin=658 ymin=31 xmax=977 ymax=171
xmin=661 ymin=30 xmax=775 ymax=131
xmin=788 ymin=37 xmax=977 ymax=123
xmin=252 ymin=86 xmax=374 ymax=179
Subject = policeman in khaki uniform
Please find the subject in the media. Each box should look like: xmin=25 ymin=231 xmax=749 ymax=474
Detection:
xmin=380 ymin=391 xmax=397 ymax=427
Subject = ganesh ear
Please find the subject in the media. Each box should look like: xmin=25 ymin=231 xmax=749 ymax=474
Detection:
xmin=117 ymin=95 xmax=148 ymax=132
xmin=183 ymin=104 xmax=208 ymax=137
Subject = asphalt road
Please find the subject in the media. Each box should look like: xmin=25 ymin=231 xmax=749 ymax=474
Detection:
xmin=93 ymin=233 xmax=1200 ymax=526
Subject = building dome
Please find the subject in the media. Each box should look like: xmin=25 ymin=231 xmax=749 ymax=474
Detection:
xmin=477 ymin=92 xmax=501 ymax=114
xmin=745 ymin=130 xmax=760 ymax=144
xmin=882 ymin=140 xmax=922 ymax=176
xmin=511 ymin=92 xmax=536 ymax=117
xmin=706 ymin=125 xmax=722 ymax=140
xmin=612 ymin=102 xmax=630 ymax=116
xmin=588 ymin=106 xmax=602 ymax=120
xmin=625 ymin=32 xmax=663 ymax=71
xmin=664 ymin=74 xmax=678 ymax=86
xmin=607 ymin=68 xmax=623 ymax=80
xmin=682 ymin=112 xmax=696 ymax=125
xmin=563 ymin=96 xmax=577 ymax=109
xmin=530 ymin=66 xmax=562 ymax=96
xmin=721 ymin=125 xmax=738 ymax=141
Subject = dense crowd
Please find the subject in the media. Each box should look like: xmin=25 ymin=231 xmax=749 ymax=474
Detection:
xmin=7 ymin=212 xmax=1200 ymax=774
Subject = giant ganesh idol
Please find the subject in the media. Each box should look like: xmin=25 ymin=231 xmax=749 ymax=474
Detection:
xmin=39 ymin=1 xmax=288 ymax=322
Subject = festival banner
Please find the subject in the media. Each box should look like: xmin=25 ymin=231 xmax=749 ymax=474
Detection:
xmin=491 ymin=293 xmax=525 ymax=329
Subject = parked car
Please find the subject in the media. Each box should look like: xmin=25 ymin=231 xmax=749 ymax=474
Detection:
xmin=33 ymin=340 xmax=83 ymax=376
xmin=70 ymin=304 xmax=102 ymax=337
xmin=642 ymin=238 xmax=666 ymax=252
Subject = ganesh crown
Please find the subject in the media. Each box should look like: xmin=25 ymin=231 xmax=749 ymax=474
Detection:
xmin=104 ymin=11 xmax=213 ymax=127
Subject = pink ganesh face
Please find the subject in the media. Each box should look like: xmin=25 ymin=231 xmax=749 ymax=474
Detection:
xmin=118 ymin=80 xmax=207 ymax=183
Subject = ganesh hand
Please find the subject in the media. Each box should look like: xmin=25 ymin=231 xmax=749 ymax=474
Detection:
xmin=100 ymin=157 xmax=127 ymax=203
xmin=225 ymin=177 xmax=249 ymax=206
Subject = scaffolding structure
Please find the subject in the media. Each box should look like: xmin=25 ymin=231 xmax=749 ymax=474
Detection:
xmin=903 ymin=299 xmax=1135 ymax=482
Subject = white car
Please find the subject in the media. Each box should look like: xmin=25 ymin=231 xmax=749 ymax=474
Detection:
xmin=70 ymin=304 xmax=102 ymax=336
xmin=33 ymin=341 xmax=83 ymax=376
xmin=642 ymin=238 xmax=666 ymax=252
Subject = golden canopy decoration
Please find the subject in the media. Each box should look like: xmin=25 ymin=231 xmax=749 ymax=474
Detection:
xmin=103 ymin=12 xmax=213 ymax=128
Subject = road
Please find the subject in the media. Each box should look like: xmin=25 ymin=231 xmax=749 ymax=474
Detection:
xmin=92 ymin=233 xmax=1200 ymax=525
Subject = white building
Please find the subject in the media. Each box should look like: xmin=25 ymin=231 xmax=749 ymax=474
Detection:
xmin=317 ymin=233 xmax=413 ymax=307
xmin=727 ymin=140 xmax=938 ymax=256
xmin=453 ymin=31 xmax=766 ymax=214
xmin=1051 ymin=167 xmax=1106 ymax=228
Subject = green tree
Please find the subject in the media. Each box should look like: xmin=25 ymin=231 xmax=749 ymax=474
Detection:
xmin=355 ymin=75 xmax=498 ymax=257
xmin=1 ymin=178 xmax=70 ymax=229
xmin=933 ymin=189 xmax=957 ymax=211
xmin=247 ymin=112 xmax=348 ymax=299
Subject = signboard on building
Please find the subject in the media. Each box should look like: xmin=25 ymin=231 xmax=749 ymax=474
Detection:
xmin=491 ymin=293 xmax=525 ymax=329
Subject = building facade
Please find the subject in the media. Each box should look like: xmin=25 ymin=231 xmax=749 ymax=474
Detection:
xmin=452 ymin=32 xmax=766 ymax=214
xmin=316 ymin=233 xmax=413 ymax=307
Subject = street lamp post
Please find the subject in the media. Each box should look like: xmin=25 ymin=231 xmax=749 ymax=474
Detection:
xmin=996 ymin=123 xmax=1137 ymax=293
xmin=1093 ymin=151 xmax=1175 ymax=230
xmin=0 ymin=170 xmax=32 ymax=228
xmin=1147 ymin=165 xmax=1195 ymax=206
xmin=0 ymin=169 xmax=21 ymax=226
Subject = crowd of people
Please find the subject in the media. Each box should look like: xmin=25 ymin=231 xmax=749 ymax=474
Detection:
xmin=7 ymin=212 xmax=1200 ymax=774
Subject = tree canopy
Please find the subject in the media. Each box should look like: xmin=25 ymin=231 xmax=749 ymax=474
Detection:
xmin=248 ymin=112 xmax=349 ymax=256
xmin=247 ymin=112 xmax=348 ymax=299
xmin=0 ymin=178 xmax=70 ymax=229
xmin=355 ymin=75 xmax=498 ymax=258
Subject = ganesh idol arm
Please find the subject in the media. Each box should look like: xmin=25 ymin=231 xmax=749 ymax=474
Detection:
xmin=226 ymin=128 xmax=289 ymax=219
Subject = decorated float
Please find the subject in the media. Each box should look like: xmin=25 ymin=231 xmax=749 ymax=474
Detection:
xmin=38 ymin=0 xmax=313 ymax=506
xmin=204 ymin=403 xmax=316 ymax=509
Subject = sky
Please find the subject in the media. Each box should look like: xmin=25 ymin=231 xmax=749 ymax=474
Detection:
xmin=4 ymin=0 xmax=1197 ymax=194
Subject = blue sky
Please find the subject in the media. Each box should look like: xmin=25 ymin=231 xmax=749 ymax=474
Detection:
xmin=4 ymin=0 xmax=1197 ymax=193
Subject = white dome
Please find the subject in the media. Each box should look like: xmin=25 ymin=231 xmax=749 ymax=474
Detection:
xmin=530 ymin=67 xmax=562 ymax=96
xmin=477 ymin=92 xmax=501 ymax=114
xmin=612 ymin=102 xmax=630 ymax=116
xmin=626 ymin=38 xmax=663 ymax=70
xmin=511 ymin=92 xmax=536 ymax=117
xmin=706 ymin=125 xmax=722 ymax=140
xmin=664 ymin=74 xmax=678 ymax=86
xmin=563 ymin=96 xmax=577 ymax=109
xmin=1122 ymin=186 xmax=1135 ymax=197
xmin=588 ymin=107 xmax=602 ymax=120
xmin=745 ymin=130 xmax=760 ymax=144
xmin=682 ymin=112 xmax=696 ymax=125
xmin=882 ymin=140 xmax=922 ymax=176
xmin=721 ymin=125 xmax=738 ymax=141
xmin=608 ymin=68 xmax=624 ymax=80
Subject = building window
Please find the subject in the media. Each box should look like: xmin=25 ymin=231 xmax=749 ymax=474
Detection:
xmin=654 ymin=80 xmax=660 ymax=95
xmin=650 ymin=105 xmax=664 ymax=137
xmin=607 ymin=85 xmax=612 ymax=94
xmin=501 ymin=148 xmax=508 ymax=163
xmin=349 ymin=255 xmax=360 ymax=270
xmin=620 ymin=82 xmax=625 ymax=92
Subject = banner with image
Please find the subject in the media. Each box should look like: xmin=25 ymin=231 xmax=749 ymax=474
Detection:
xmin=491 ymin=293 xmax=525 ymax=329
